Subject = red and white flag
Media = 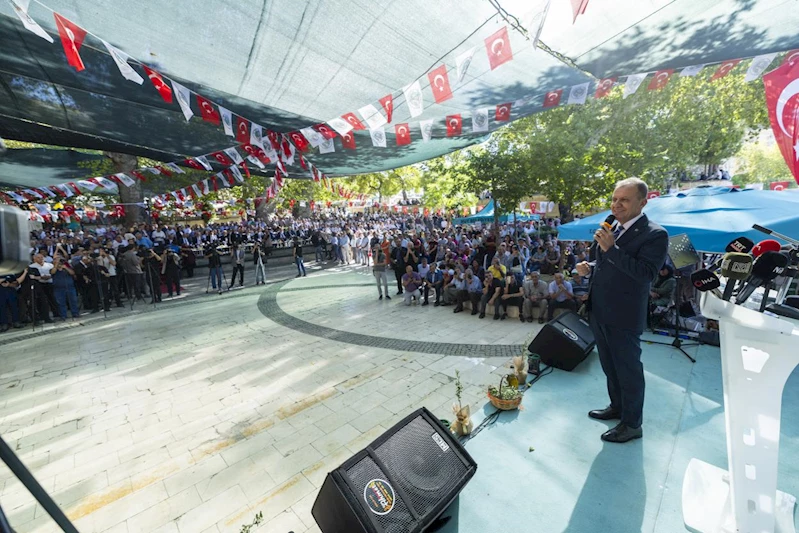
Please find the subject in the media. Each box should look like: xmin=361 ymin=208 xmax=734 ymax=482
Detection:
xmin=54 ymin=13 xmax=88 ymax=72
xmin=131 ymin=170 xmax=147 ymax=181
xmin=326 ymin=117 xmax=353 ymax=136
xmin=341 ymin=112 xmax=366 ymax=130
xmin=184 ymin=159 xmax=205 ymax=171
xmin=446 ymin=115 xmax=462 ymax=137
xmin=428 ymin=65 xmax=453 ymax=104
xmin=341 ymin=131 xmax=356 ymax=150
xmin=241 ymin=143 xmax=270 ymax=165
xmin=648 ymin=69 xmax=674 ymax=91
xmin=712 ymin=60 xmax=741 ymax=81
xmin=196 ymin=95 xmax=220 ymax=125
xmin=165 ymin=163 xmax=184 ymax=174
xmin=235 ymin=116 xmax=250 ymax=144
xmin=484 ymin=26 xmax=513 ymax=70
xmin=143 ymin=66 xmax=173 ymax=103
xmin=289 ymin=131 xmax=310 ymax=152
xmin=495 ymin=103 xmax=512 ymax=121
xmin=770 ymin=181 xmax=791 ymax=191
xmin=314 ymin=124 xmax=337 ymax=140
xmin=764 ymin=60 xmax=799 ymax=185
xmin=239 ymin=161 xmax=250 ymax=179
xmin=595 ymin=78 xmax=616 ymax=98
xmin=395 ymin=124 xmax=411 ymax=146
xmin=230 ymin=165 xmax=244 ymax=183
xmin=113 ymin=173 xmax=136 ymax=187
xmin=543 ymin=89 xmax=562 ymax=108
xmin=299 ymin=127 xmax=325 ymax=148
xmin=570 ymin=0 xmax=590 ymax=22
xmin=211 ymin=151 xmax=234 ymax=166
xmin=196 ymin=156 xmax=214 ymax=171
xmin=646 ymin=191 xmax=661 ymax=199
xmin=224 ymin=148 xmax=244 ymax=165
xmin=379 ymin=95 xmax=394 ymax=123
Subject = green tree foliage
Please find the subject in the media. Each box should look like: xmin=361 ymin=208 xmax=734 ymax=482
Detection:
xmin=733 ymin=140 xmax=793 ymax=186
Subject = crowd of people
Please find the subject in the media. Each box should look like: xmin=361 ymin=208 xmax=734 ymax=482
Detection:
xmin=0 ymin=207 xmax=623 ymax=333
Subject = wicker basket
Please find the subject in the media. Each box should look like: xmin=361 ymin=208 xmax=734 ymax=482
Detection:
xmin=487 ymin=375 xmax=523 ymax=411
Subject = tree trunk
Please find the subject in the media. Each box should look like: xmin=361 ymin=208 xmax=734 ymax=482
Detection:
xmin=104 ymin=152 xmax=141 ymax=228
xmin=558 ymin=202 xmax=574 ymax=223
xmin=492 ymin=190 xmax=500 ymax=242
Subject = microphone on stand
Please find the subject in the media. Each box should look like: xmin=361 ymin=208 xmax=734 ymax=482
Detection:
xmin=708 ymin=237 xmax=754 ymax=271
xmin=752 ymin=224 xmax=799 ymax=247
xmin=589 ymin=214 xmax=616 ymax=259
xmin=734 ymin=251 xmax=789 ymax=305
xmin=720 ymin=253 xmax=753 ymax=301
xmin=751 ymin=239 xmax=781 ymax=258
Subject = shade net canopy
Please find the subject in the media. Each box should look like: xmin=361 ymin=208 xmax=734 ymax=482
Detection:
xmin=453 ymin=200 xmax=538 ymax=224
xmin=1 ymin=0 xmax=798 ymax=193
xmin=557 ymin=186 xmax=799 ymax=252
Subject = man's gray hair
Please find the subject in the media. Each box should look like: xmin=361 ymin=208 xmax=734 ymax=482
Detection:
xmin=615 ymin=177 xmax=649 ymax=200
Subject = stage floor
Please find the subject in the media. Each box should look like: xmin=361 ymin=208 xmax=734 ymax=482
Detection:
xmin=0 ymin=267 xmax=796 ymax=533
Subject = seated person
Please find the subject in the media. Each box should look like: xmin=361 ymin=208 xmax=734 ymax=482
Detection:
xmin=401 ymin=265 xmax=422 ymax=305
xmin=650 ymin=264 xmax=676 ymax=308
xmin=487 ymin=256 xmax=506 ymax=281
xmin=500 ymin=275 xmax=525 ymax=322
xmin=523 ymin=271 xmax=549 ymax=324
xmin=478 ymin=271 xmax=504 ymax=319
xmin=548 ymin=272 xmax=577 ymax=320
xmin=455 ymin=269 xmax=483 ymax=314
xmin=571 ymin=271 xmax=590 ymax=317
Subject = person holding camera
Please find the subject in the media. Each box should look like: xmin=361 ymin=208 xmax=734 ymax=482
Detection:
xmin=144 ymin=248 xmax=163 ymax=303
xmin=98 ymin=248 xmax=123 ymax=308
xmin=27 ymin=253 xmax=55 ymax=324
xmin=205 ymin=244 xmax=223 ymax=294
xmin=229 ymin=244 xmax=245 ymax=289
xmin=51 ymin=255 xmax=80 ymax=319
xmin=162 ymin=246 xmax=182 ymax=297
xmin=252 ymin=241 xmax=267 ymax=285
xmin=293 ymin=238 xmax=307 ymax=277
xmin=0 ymin=270 xmax=26 ymax=331
xmin=119 ymin=244 xmax=145 ymax=301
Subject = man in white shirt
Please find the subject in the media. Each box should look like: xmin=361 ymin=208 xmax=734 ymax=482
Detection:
xmin=547 ymin=272 xmax=576 ymax=321
xmin=28 ymin=253 xmax=55 ymax=323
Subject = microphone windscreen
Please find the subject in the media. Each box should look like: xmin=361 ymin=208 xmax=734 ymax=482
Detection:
xmin=750 ymin=251 xmax=789 ymax=280
xmin=690 ymin=269 xmax=721 ymax=291
xmin=751 ymin=239 xmax=782 ymax=257
xmin=720 ymin=252 xmax=753 ymax=281
xmin=600 ymin=214 xmax=616 ymax=230
xmin=725 ymin=237 xmax=755 ymax=255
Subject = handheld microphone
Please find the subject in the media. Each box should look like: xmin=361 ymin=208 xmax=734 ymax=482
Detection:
xmin=690 ymin=269 xmax=721 ymax=292
xmin=751 ymin=239 xmax=781 ymax=258
xmin=709 ymin=237 xmax=754 ymax=271
xmin=735 ymin=251 xmax=789 ymax=304
xmin=753 ymin=224 xmax=799 ymax=247
xmin=720 ymin=253 xmax=753 ymax=301
xmin=589 ymin=214 xmax=616 ymax=259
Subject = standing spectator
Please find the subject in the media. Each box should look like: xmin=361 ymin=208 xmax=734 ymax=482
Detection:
xmin=293 ymin=239 xmax=307 ymax=277
xmin=312 ymin=231 xmax=324 ymax=263
xmin=229 ymin=244 xmax=245 ymax=288
xmin=51 ymin=256 xmax=80 ymax=319
xmin=162 ymin=247 xmax=182 ymax=297
xmin=391 ymin=237 xmax=406 ymax=295
xmin=0 ymin=271 xmax=25 ymax=331
xmin=548 ymin=272 xmax=577 ymax=320
xmin=401 ymin=265 xmax=422 ymax=305
xmin=120 ymin=245 xmax=145 ymax=301
xmin=253 ymin=241 xmax=267 ymax=286
xmin=99 ymin=248 xmax=123 ymax=308
xmin=204 ymin=243 xmax=223 ymax=294
xmin=180 ymin=245 xmax=196 ymax=278
xmin=27 ymin=253 xmax=54 ymax=324
xmin=372 ymin=243 xmax=390 ymax=300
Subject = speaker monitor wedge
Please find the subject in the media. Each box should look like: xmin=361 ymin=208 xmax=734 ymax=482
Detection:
xmin=311 ymin=407 xmax=477 ymax=533
xmin=528 ymin=311 xmax=596 ymax=371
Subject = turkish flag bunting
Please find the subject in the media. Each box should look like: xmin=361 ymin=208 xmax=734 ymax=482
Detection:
xmin=595 ymin=78 xmax=616 ymax=98
xmin=130 ymin=170 xmax=147 ymax=181
xmin=184 ymin=159 xmax=204 ymax=171
xmin=113 ymin=205 xmax=125 ymax=218
xmin=289 ymin=132 xmax=310 ymax=152
xmin=239 ymin=161 xmax=250 ymax=179
xmin=341 ymin=112 xmax=366 ymax=130
xmin=395 ymin=124 xmax=411 ymax=146
xmin=87 ymin=178 xmax=104 ymax=188
xmin=299 ymin=155 xmax=308 ymax=170
xmin=222 ymin=169 xmax=235 ymax=186
xmin=764 ymin=60 xmax=799 ymax=185
xmin=570 ymin=0 xmax=590 ymax=22
xmin=379 ymin=94 xmax=394 ymax=123
xmin=241 ymin=143 xmax=271 ymax=164
xmin=312 ymin=167 xmax=321 ymax=182
xmin=484 ymin=26 xmax=513 ymax=70
xmin=314 ymin=124 xmax=337 ymax=140
xmin=446 ymin=114 xmax=462 ymax=137
xmin=211 ymin=151 xmax=233 ymax=166
xmin=142 ymin=66 xmax=173 ymax=103
xmin=275 ymin=174 xmax=284 ymax=188
xmin=156 ymin=165 xmax=172 ymax=176
xmin=782 ymin=50 xmax=799 ymax=69
xmin=495 ymin=103 xmax=512 ymax=121
xmin=711 ymin=60 xmax=741 ymax=81
xmin=770 ymin=181 xmax=791 ymax=191
xmin=266 ymin=130 xmax=281 ymax=151
xmin=646 ymin=191 xmax=661 ymax=199
xmin=211 ymin=176 xmax=219 ymax=192
xmin=54 ymin=14 xmax=87 ymax=72
xmin=196 ymin=95 xmax=221 ymax=125
xmin=648 ymin=69 xmax=674 ymax=91
xmin=341 ymin=131 xmax=356 ymax=150
xmin=543 ymin=89 xmax=563 ymax=108
xmin=50 ymin=186 xmax=65 ymax=197
xmin=188 ymin=186 xmax=198 ymax=199
xmin=428 ymin=65 xmax=453 ymax=104
xmin=235 ymin=117 xmax=250 ymax=144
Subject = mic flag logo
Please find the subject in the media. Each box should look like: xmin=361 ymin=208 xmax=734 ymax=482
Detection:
xmin=764 ymin=59 xmax=799 ymax=185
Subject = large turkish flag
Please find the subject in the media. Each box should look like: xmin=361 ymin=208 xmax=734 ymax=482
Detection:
xmin=764 ymin=60 xmax=799 ymax=185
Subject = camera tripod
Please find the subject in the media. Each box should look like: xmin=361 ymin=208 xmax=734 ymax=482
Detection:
xmin=646 ymin=271 xmax=699 ymax=363
xmin=205 ymin=259 xmax=229 ymax=294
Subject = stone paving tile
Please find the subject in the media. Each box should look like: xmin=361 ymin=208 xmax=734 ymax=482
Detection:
xmin=0 ymin=271 xmax=519 ymax=532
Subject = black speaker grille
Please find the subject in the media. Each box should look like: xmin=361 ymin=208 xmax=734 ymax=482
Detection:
xmin=347 ymin=455 xmax=415 ymax=533
xmin=373 ymin=416 xmax=467 ymax=518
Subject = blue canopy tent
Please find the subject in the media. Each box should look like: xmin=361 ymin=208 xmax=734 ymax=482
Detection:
xmin=557 ymin=187 xmax=799 ymax=252
xmin=453 ymin=200 xmax=539 ymax=225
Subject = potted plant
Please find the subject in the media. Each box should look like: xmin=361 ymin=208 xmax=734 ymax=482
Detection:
xmin=451 ymin=370 xmax=473 ymax=436
xmin=487 ymin=374 xmax=523 ymax=410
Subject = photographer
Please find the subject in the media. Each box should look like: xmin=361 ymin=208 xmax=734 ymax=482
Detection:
xmin=252 ymin=241 xmax=267 ymax=286
xmin=98 ymin=248 xmax=123 ymax=308
xmin=0 ymin=270 xmax=26 ymax=331
xmin=51 ymin=255 xmax=80 ymax=319
xmin=119 ymin=244 xmax=145 ymax=301
xmin=27 ymin=253 xmax=54 ymax=324
xmin=205 ymin=243 xmax=223 ymax=294
xmin=229 ymin=244 xmax=245 ymax=289
xmin=162 ymin=246 xmax=182 ymax=297
xmin=180 ymin=245 xmax=196 ymax=278
xmin=144 ymin=247 xmax=163 ymax=303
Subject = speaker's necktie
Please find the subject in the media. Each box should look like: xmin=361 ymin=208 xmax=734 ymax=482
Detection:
xmin=613 ymin=225 xmax=623 ymax=240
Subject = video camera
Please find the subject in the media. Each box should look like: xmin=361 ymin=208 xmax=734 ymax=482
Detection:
xmin=0 ymin=205 xmax=31 ymax=276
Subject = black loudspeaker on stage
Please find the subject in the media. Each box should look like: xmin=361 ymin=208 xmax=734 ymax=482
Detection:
xmin=312 ymin=407 xmax=477 ymax=533
xmin=528 ymin=311 xmax=596 ymax=371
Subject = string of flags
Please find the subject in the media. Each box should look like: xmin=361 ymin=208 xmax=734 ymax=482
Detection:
xmin=2 ymin=0 xmax=792 ymax=208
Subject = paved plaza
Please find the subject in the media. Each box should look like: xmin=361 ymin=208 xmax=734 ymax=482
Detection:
xmin=0 ymin=267 xmax=529 ymax=533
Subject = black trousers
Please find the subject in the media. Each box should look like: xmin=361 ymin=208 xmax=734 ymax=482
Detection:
xmin=500 ymin=296 xmax=523 ymax=315
xmin=423 ymin=283 xmax=441 ymax=303
xmin=548 ymin=299 xmax=577 ymax=320
xmin=165 ymin=271 xmax=181 ymax=296
xmin=230 ymin=264 xmax=244 ymax=286
xmin=394 ymin=266 xmax=404 ymax=293
xmin=590 ymin=320 xmax=645 ymax=429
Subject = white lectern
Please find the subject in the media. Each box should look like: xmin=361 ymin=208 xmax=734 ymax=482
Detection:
xmin=682 ymin=292 xmax=798 ymax=533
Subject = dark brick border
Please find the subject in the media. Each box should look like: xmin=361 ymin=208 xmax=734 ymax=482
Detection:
xmin=257 ymin=281 xmax=525 ymax=357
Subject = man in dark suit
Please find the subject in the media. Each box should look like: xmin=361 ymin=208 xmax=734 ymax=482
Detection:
xmin=576 ymin=178 xmax=668 ymax=443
